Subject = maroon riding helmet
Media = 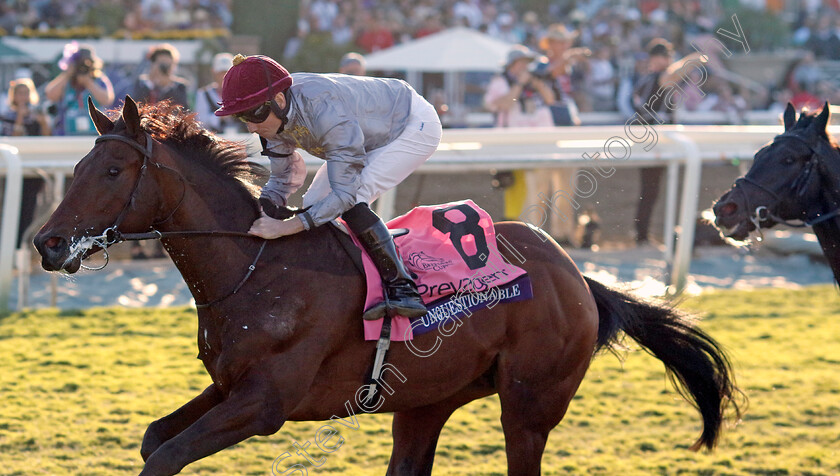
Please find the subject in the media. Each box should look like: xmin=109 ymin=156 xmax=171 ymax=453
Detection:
xmin=214 ymin=54 xmax=293 ymax=117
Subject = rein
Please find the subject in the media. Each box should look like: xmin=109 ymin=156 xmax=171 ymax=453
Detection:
xmin=85 ymin=132 xmax=268 ymax=308
xmin=734 ymin=132 xmax=840 ymax=238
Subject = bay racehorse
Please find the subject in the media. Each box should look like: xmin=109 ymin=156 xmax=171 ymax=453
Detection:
xmin=34 ymin=97 xmax=741 ymax=476
xmin=713 ymin=102 xmax=840 ymax=284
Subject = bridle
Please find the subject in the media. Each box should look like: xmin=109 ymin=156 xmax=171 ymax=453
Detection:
xmin=80 ymin=132 xmax=267 ymax=308
xmin=732 ymin=131 xmax=840 ymax=239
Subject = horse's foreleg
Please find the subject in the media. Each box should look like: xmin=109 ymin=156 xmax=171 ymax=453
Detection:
xmin=140 ymin=384 xmax=223 ymax=461
xmin=138 ymin=378 xmax=286 ymax=476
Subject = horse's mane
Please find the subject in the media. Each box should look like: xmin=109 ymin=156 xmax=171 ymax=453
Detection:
xmin=111 ymin=101 xmax=267 ymax=198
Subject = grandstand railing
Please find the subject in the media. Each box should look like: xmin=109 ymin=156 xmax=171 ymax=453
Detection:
xmin=0 ymin=145 xmax=21 ymax=313
xmin=5 ymin=124 xmax=840 ymax=311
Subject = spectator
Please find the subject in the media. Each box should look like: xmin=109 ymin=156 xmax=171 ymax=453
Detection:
xmin=586 ymin=44 xmax=617 ymax=112
xmin=2 ymin=78 xmax=51 ymax=248
xmin=489 ymin=12 xmax=523 ymax=43
xmin=790 ymin=82 xmax=824 ymax=111
xmin=132 ymin=42 xmax=190 ymax=259
xmin=452 ymin=0 xmax=483 ymax=29
xmin=1 ymin=78 xmax=50 ymax=137
xmin=356 ymin=12 xmax=395 ymax=53
xmin=790 ymin=51 xmax=824 ymax=93
xmin=697 ymin=78 xmax=747 ymax=124
xmin=617 ymin=52 xmax=648 ymax=118
xmin=195 ymin=52 xmax=238 ymax=134
xmin=696 ymin=79 xmax=748 ymax=124
xmin=338 ymin=52 xmax=367 ymax=76
xmin=539 ymin=24 xmax=588 ymax=124
xmin=805 ymin=15 xmax=840 ymax=59
xmin=631 ymin=38 xmax=705 ymax=246
xmin=484 ymin=45 xmax=555 ymax=130
xmin=141 ymin=0 xmax=174 ymax=27
xmin=123 ymin=1 xmax=155 ymax=33
xmin=45 ymin=42 xmax=115 ymax=136
xmin=768 ymin=87 xmax=795 ymax=116
xmin=132 ymin=43 xmax=190 ymax=108
xmin=429 ymin=88 xmax=450 ymax=123
xmin=484 ymin=45 xmax=576 ymax=245
xmin=414 ymin=11 xmax=444 ymax=38
xmin=309 ymin=0 xmax=339 ymax=32
xmin=520 ymin=11 xmax=545 ymax=50
xmin=283 ymin=14 xmax=310 ymax=62
xmin=538 ymin=25 xmax=588 ymax=244
xmin=331 ymin=13 xmax=354 ymax=45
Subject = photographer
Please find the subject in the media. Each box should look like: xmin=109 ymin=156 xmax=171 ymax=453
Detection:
xmin=483 ymin=45 xmax=576 ymax=245
xmin=484 ymin=45 xmax=555 ymax=127
xmin=132 ymin=43 xmax=189 ymax=108
xmin=44 ymin=43 xmax=114 ymax=136
xmin=2 ymin=77 xmax=51 ymax=248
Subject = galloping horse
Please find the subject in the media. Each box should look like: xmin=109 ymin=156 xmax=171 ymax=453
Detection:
xmin=714 ymin=102 xmax=840 ymax=284
xmin=35 ymin=97 xmax=740 ymax=476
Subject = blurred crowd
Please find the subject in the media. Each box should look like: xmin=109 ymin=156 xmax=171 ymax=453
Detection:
xmin=290 ymin=0 xmax=840 ymax=120
xmin=0 ymin=41 xmax=239 ymax=258
xmin=0 ymin=0 xmax=232 ymax=36
xmin=1 ymin=42 xmax=238 ymax=137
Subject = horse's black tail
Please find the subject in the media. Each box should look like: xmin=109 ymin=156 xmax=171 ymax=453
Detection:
xmin=584 ymin=276 xmax=743 ymax=451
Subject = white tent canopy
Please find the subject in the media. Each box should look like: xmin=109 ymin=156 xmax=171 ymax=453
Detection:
xmin=364 ymin=28 xmax=517 ymax=125
xmin=364 ymin=27 xmax=514 ymax=73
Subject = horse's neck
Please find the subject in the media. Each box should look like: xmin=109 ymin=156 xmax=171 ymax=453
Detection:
xmin=810 ymin=149 xmax=840 ymax=284
xmin=812 ymin=220 xmax=840 ymax=286
xmin=154 ymin=162 xmax=266 ymax=304
xmin=154 ymin=165 xmax=356 ymax=305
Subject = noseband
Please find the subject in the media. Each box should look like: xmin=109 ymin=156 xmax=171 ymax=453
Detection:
xmin=732 ymin=132 xmax=840 ymax=238
xmin=79 ymin=132 xmax=266 ymax=308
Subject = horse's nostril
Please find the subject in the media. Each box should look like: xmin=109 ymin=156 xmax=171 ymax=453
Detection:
xmin=45 ymin=236 xmax=62 ymax=249
xmin=719 ymin=202 xmax=738 ymax=216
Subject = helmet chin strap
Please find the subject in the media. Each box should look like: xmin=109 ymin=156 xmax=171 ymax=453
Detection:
xmin=259 ymin=58 xmax=291 ymax=134
xmin=272 ymin=90 xmax=291 ymax=134
xmin=259 ymin=90 xmax=294 ymax=159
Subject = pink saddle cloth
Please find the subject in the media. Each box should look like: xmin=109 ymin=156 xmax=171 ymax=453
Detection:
xmin=345 ymin=200 xmax=532 ymax=341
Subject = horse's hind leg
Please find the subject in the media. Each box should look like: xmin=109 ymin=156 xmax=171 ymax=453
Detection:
xmin=387 ymin=397 xmax=470 ymax=476
xmin=496 ymin=347 xmax=593 ymax=475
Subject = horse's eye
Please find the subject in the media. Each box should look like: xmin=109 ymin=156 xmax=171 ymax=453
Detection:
xmin=783 ymin=157 xmax=795 ymax=165
xmin=108 ymin=167 xmax=121 ymax=177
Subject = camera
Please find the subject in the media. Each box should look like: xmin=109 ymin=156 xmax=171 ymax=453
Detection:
xmin=158 ymin=63 xmax=171 ymax=75
xmin=74 ymin=59 xmax=93 ymax=76
xmin=528 ymin=57 xmax=552 ymax=80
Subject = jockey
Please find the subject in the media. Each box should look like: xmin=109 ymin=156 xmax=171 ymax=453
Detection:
xmin=215 ymin=54 xmax=442 ymax=320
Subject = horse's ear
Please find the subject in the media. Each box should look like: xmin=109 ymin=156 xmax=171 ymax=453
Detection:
xmin=122 ymin=95 xmax=142 ymax=137
xmin=814 ymin=101 xmax=831 ymax=132
xmin=88 ymin=96 xmax=114 ymax=135
xmin=783 ymin=102 xmax=796 ymax=131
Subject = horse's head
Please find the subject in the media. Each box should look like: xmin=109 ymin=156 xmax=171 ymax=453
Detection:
xmin=713 ymin=102 xmax=838 ymax=241
xmin=34 ymin=96 xmax=167 ymax=272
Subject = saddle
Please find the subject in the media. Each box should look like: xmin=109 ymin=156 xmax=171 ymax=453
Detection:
xmin=339 ymin=200 xmax=533 ymax=342
xmin=264 ymin=200 xmax=533 ymax=342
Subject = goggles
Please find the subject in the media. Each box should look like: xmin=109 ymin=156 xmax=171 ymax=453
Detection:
xmin=233 ymin=101 xmax=273 ymax=123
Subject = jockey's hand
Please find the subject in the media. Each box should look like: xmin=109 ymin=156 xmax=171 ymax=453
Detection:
xmin=248 ymin=211 xmax=305 ymax=239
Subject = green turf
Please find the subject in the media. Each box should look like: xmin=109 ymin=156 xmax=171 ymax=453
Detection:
xmin=1 ymin=286 xmax=838 ymax=475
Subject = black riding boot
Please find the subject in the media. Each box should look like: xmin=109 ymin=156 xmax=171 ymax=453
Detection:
xmin=343 ymin=203 xmax=427 ymax=320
